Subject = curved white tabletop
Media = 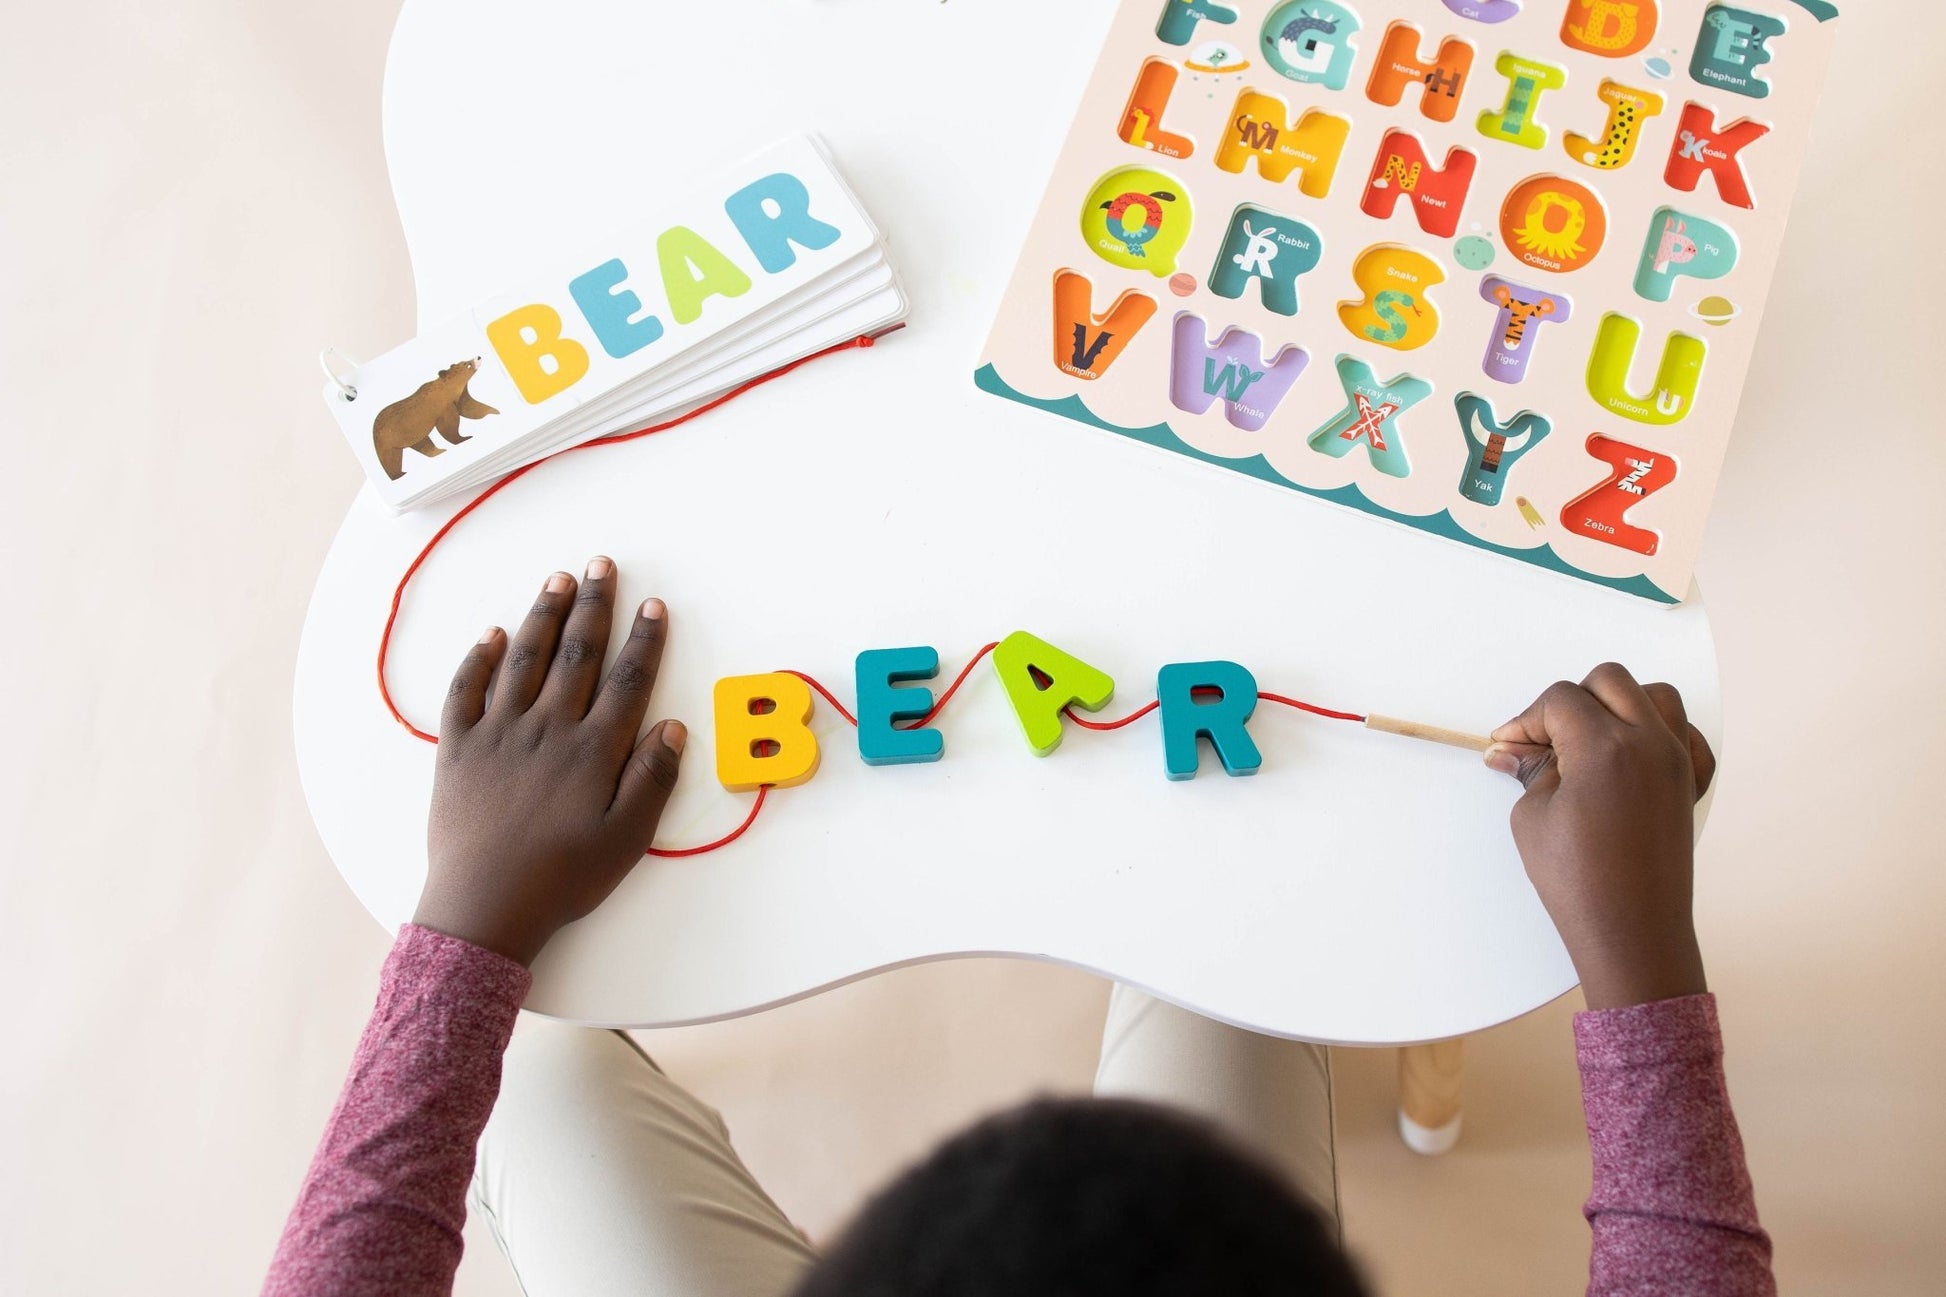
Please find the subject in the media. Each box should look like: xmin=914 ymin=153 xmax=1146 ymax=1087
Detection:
xmin=293 ymin=0 xmax=1720 ymax=1045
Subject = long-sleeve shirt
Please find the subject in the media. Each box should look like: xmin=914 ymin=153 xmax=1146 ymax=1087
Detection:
xmin=1576 ymin=995 xmax=1774 ymax=1293
xmin=263 ymin=925 xmax=530 ymax=1297
xmin=263 ymin=926 xmax=1774 ymax=1296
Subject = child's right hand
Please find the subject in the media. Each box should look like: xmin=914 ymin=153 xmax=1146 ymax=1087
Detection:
xmin=415 ymin=558 xmax=685 ymax=967
xmin=1484 ymin=664 xmax=1717 ymax=1011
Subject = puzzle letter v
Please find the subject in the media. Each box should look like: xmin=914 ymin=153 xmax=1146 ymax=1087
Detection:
xmin=1052 ymin=271 xmax=1158 ymax=381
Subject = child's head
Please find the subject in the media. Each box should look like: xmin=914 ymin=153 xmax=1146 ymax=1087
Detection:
xmin=791 ymin=1097 xmax=1367 ymax=1297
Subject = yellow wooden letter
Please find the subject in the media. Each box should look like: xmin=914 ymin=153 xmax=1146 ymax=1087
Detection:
xmin=485 ymin=303 xmax=590 ymax=404
xmin=713 ymin=672 xmax=821 ymax=792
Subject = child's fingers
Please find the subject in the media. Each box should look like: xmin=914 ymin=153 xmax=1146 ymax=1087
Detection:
xmin=1580 ymin=662 xmax=1661 ymax=728
xmin=492 ymin=571 xmax=575 ymax=715
xmin=536 ymin=556 xmax=617 ymax=718
xmin=1490 ymin=679 xmax=1611 ymax=751
xmin=1641 ymin=681 xmax=1689 ymax=738
xmin=441 ymin=627 xmax=505 ymax=737
xmin=1483 ymin=739 xmax=1557 ymax=792
xmin=589 ymin=598 xmax=668 ymax=754
xmin=1641 ymin=683 xmax=1714 ymax=800
xmin=612 ymin=720 xmax=686 ymax=839
xmin=1685 ymin=723 xmax=1717 ymax=800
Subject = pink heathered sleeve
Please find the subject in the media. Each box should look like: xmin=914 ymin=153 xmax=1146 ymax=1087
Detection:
xmin=1575 ymin=993 xmax=1774 ymax=1296
xmin=262 ymin=924 xmax=532 ymax=1297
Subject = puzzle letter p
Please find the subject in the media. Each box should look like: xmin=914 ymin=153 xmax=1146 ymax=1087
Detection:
xmin=1633 ymin=207 xmax=1738 ymax=302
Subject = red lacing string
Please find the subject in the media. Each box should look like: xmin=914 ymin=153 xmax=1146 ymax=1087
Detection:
xmin=781 ymin=641 xmax=1004 ymax=733
xmin=647 ymin=784 xmax=767 ymax=858
xmin=372 ymin=331 xmax=1365 ymax=857
xmin=377 ymin=331 xmax=890 ymax=743
xmin=1257 ymin=692 xmax=1365 ymax=724
xmin=1063 ymin=699 xmax=1160 ymax=731
xmin=375 ymin=333 xmax=889 ymax=856
xmin=1061 ymin=693 xmax=1364 ymax=730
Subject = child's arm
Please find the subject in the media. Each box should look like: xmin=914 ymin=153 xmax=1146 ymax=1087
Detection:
xmin=1486 ymin=665 xmax=1773 ymax=1297
xmin=263 ymin=559 xmax=686 ymax=1297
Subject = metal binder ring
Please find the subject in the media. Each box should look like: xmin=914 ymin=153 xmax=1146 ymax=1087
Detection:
xmin=320 ymin=348 xmax=362 ymax=402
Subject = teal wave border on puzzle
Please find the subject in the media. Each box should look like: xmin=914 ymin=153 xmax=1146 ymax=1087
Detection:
xmin=973 ymin=364 xmax=1680 ymax=606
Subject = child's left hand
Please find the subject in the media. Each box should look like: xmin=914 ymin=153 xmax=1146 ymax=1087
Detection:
xmin=413 ymin=557 xmax=686 ymax=966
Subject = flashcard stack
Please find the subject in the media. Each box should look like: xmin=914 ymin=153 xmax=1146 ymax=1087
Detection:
xmin=977 ymin=1 xmax=1841 ymax=602
xmin=325 ymin=135 xmax=906 ymax=511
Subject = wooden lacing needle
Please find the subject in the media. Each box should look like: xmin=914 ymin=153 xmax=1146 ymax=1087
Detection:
xmin=1362 ymin=713 xmax=1494 ymax=754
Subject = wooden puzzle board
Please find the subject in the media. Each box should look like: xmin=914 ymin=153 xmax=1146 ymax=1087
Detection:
xmin=294 ymin=0 xmax=1722 ymax=1043
xmin=978 ymin=0 xmax=1841 ymax=602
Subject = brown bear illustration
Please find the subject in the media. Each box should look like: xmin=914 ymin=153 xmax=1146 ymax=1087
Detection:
xmin=370 ymin=358 xmax=499 ymax=480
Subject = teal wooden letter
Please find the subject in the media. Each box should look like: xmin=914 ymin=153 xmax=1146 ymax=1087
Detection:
xmin=855 ymin=646 xmax=944 ymax=766
xmin=1156 ymin=660 xmax=1262 ymax=780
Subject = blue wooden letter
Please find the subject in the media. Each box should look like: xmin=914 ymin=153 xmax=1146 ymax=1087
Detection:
xmin=1156 ymin=660 xmax=1262 ymax=780
xmin=855 ymin=646 xmax=944 ymax=766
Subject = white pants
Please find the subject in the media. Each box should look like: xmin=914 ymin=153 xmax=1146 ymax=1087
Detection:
xmin=473 ymin=984 xmax=1338 ymax=1296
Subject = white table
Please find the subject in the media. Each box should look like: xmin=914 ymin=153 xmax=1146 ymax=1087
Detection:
xmin=294 ymin=0 xmax=1719 ymax=1045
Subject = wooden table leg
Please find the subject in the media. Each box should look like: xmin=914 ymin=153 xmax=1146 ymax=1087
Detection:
xmin=1397 ymin=1038 xmax=1465 ymax=1155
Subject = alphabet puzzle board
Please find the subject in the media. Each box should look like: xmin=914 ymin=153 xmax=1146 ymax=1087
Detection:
xmin=976 ymin=0 xmax=1841 ymax=603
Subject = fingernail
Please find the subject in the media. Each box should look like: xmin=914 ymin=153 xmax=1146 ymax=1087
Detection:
xmin=640 ymin=597 xmax=666 ymax=621
xmin=478 ymin=626 xmax=499 ymax=644
xmin=661 ymin=720 xmax=687 ymax=755
xmin=586 ymin=556 xmax=612 ymax=580
xmin=1483 ymin=743 xmax=1519 ymax=777
xmin=545 ymin=571 xmax=573 ymax=594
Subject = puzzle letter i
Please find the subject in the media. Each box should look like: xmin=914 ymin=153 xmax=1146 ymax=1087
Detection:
xmin=1476 ymin=52 xmax=1566 ymax=150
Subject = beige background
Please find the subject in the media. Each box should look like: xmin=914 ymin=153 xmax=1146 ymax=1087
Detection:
xmin=1 ymin=3 xmax=1940 ymax=1294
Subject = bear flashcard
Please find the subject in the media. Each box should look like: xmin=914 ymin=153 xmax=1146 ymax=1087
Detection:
xmin=323 ymin=135 xmax=905 ymax=511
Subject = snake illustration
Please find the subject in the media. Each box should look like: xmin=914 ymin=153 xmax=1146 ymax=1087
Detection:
xmin=1361 ymin=290 xmax=1419 ymax=343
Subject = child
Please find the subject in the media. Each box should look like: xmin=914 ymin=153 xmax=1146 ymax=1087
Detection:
xmin=263 ymin=557 xmax=1771 ymax=1297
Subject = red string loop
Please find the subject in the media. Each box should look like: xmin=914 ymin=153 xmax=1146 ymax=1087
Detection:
xmin=1064 ymin=699 xmax=1161 ymax=730
xmin=779 ymin=670 xmax=858 ymax=727
xmin=646 ymin=784 xmax=768 ymax=858
xmin=373 ymin=334 xmax=888 ymax=853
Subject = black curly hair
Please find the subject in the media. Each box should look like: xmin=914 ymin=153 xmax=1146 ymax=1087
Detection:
xmin=792 ymin=1097 xmax=1368 ymax=1297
